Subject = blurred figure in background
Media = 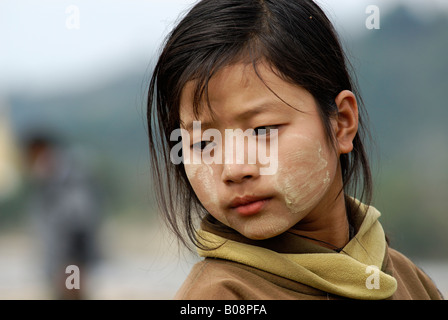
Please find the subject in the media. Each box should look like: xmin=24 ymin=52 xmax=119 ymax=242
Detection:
xmin=0 ymin=104 xmax=22 ymax=202
xmin=23 ymin=129 xmax=102 ymax=300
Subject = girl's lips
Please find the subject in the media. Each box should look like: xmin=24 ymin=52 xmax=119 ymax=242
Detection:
xmin=230 ymin=197 xmax=271 ymax=216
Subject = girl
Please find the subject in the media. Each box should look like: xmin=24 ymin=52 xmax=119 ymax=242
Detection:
xmin=147 ymin=0 xmax=443 ymax=300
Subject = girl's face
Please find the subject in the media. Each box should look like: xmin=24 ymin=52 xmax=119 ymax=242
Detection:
xmin=179 ymin=62 xmax=342 ymax=240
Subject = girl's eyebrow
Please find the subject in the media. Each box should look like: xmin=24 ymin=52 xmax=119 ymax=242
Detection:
xmin=181 ymin=120 xmax=215 ymax=133
xmin=237 ymin=101 xmax=287 ymax=120
xmin=182 ymin=100 xmax=286 ymax=132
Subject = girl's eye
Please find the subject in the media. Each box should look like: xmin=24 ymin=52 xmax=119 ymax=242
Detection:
xmin=191 ymin=141 xmax=213 ymax=151
xmin=252 ymin=125 xmax=279 ymax=136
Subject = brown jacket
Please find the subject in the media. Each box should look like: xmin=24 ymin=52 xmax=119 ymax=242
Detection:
xmin=175 ymin=247 xmax=443 ymax=300
xmin=175 ymin=201 xmax=444 ymax=300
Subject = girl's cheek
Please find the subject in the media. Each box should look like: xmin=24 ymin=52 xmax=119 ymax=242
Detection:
xmin=184 ymin=163 xmax=221 ymax=212
xmin=274 ymin=135 xmax=332 ymax=214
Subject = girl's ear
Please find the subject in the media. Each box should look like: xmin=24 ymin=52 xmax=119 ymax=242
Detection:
xmin=333 ymin=90 xmax=358 ymax=155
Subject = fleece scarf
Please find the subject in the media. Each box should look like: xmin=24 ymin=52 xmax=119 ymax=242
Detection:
xmin=197 ymin=201 xmax=398 ymax=300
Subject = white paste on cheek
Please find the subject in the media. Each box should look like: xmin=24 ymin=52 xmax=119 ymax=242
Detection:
xmin=274 ymin=134 xmax=332 ymax=214
xmin=184 ymin=163 xmax=220 ymax=211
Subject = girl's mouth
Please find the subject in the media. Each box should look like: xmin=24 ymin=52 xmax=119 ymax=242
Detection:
xmin=229 ymin=196 xmax=271 ymax=216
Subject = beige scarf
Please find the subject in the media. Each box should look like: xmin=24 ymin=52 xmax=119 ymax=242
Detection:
xmin=197 ymin=200 xmax=397 ymax=300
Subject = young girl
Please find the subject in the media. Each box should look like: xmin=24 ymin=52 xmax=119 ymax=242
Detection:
xmin=147 ymin=0 xmax=443 ymax=300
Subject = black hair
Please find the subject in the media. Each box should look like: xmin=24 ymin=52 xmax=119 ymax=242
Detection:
xmin=147 ymin=0 xmax=372 ymax=250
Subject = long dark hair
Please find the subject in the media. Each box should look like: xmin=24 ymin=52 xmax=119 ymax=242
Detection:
xmin=147 ymin=0 xmax=372 ymax=250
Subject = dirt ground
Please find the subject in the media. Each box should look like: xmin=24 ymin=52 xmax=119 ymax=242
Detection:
xmin=0 ymin=216 xmax=199 ymax=299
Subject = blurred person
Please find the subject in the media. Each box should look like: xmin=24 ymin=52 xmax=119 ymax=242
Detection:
xmin=0 ymin=104 xmax=22 ymax=201
xmin=23 ymin=129 xmax=102 ymax=300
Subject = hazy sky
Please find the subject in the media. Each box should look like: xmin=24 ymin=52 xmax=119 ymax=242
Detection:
xmin=1 ymin=0 xmax=447 ymax=96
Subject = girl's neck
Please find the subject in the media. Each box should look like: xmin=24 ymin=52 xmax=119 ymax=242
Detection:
xmin=288 ymin=183 xmax=350 ymax=251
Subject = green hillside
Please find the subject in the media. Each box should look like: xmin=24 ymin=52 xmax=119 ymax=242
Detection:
xmin=349 ymin=7 xmax=448 ymax=259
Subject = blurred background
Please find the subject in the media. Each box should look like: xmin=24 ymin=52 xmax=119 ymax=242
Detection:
xmin=0 ymin=0 xmax=447 ymax=299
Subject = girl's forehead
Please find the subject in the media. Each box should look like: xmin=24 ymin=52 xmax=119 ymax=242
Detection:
xmin=178 ymin=63 xmax=253 ymax=122
xmin=179 ymin=63 xmax=316 ymax=131
xmin=179 ymin=62 xmax=305 ymax=118
xmin=180 ymin=63 xmax=260 ymax=102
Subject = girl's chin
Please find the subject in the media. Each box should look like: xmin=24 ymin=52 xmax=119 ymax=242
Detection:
xmin=233 ymin=219 xmax=293 ymax=240
xmin=213 ymin=205 xmax=305 ymax=240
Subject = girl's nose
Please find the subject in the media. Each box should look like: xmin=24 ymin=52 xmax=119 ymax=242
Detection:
xmin=221 ymin=163 xmax=260 ymax=184
xmin=220 ymin=129 xmax=261 ymax=183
